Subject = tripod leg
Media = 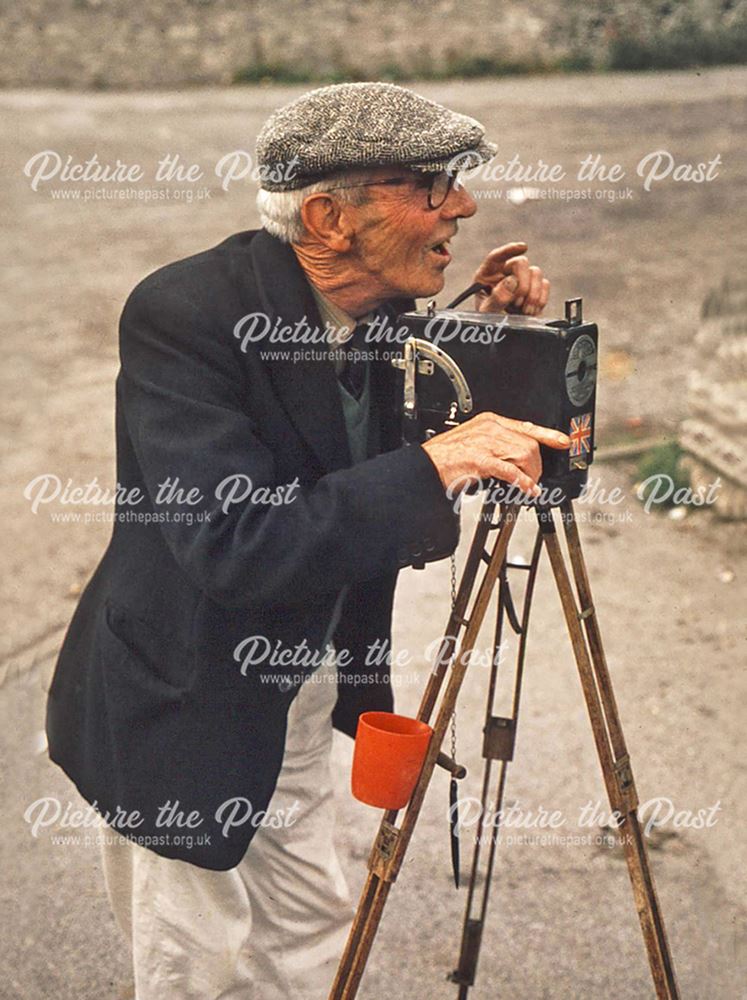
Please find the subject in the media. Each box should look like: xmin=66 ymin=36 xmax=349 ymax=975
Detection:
xmin=419 ymin=498 xmax=498 ymax=725
xmin=450 ymin=527 xmax=544 ymax=996
xmin=559 ymin=501 xmax=679 ymax=998
xmin=330 ymin=499 xmax=497 ymax=1000
xmin=537 ymin=504 xmax=680 ymax=1000
xmin=328 ymin=504 xmax=521 ymax=1000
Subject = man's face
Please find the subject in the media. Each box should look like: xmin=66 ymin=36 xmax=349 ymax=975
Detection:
xmin=344 ymin=166 xmax=478 ymax=301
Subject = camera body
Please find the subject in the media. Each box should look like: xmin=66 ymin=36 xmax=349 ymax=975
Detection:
xmin=391 ymin=299 xmax=598 ymax=501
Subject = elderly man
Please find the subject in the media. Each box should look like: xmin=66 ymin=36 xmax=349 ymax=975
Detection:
xmin=46 ymin=82 xmax=568 ymax=999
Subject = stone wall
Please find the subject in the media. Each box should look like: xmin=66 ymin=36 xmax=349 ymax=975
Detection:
xmin=2 ymin=0 xmax=746 ymax=89
xmin=680 ymin=278 xmax=747 ymax=520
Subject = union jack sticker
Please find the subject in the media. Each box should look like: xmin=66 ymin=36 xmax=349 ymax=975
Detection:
xmin=569 ymin=412 xmax=592 ymax=458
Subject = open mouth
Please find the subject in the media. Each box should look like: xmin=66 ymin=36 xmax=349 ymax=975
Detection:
xmin=429 ymin=240 xmax=451 ymax=259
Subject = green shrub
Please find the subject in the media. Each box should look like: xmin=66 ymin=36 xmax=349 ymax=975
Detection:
xmin=232 ymin=62 xmax=313 ymax=85
xmin=607 ymin=10 xmax=747 ymax=70
xmin=636 ymin=441 xmax=691 ymax=510
xmin=230 ymin=6 xmax=747 ymax=88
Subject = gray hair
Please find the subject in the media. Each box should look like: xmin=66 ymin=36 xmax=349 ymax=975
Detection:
xmin=256 ymin=170 xmax=374 ymax=244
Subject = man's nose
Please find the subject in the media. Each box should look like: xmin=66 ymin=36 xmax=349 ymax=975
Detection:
xmin=440 ymin=182 xmax=477 ymax=219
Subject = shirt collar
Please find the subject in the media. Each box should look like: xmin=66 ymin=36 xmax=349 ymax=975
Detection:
xmin=308 ymin=283 xmax=377 ymax=347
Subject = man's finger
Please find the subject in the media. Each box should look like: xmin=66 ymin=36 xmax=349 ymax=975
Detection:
xmin=538 ymin=278 xmax=550 ymax=312
xmin=524 ymin=266 xmax=544 ymax=313
xmin=490 ymin=460 xmax=541 ymax=498
xmin=483 ymin=274 xmax=518 ymax=309
xmin=491 ymin=414 xmax=570 ymax=450
xmin=481 ymin=242 xmax=528 ymax=266
xmin=473 ymin=242 xmax=529 ymax=281
xmin=504 ymin=255 xmax=531 ymax=300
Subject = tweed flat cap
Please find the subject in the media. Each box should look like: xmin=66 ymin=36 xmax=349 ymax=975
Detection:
xmin=256 ymin=81 xmax=496 ymax=191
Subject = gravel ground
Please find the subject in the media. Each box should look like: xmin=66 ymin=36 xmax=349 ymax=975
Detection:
xmin=1 ymin=69 xmax=746 ymax=999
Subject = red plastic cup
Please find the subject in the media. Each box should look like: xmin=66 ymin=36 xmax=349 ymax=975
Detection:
xmin=351 ymin=711 xmax=434 ymax=810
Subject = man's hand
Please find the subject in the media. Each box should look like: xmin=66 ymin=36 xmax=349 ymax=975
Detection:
xmin=422 ymin=412 xmax=570 ymax=497
xmin=471 ymin=242 xmax=550 ymax=316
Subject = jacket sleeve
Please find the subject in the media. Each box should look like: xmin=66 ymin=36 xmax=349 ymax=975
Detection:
xmin=118 ymin=283 xmax=459 ymax=609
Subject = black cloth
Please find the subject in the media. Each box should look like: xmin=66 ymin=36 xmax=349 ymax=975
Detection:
xmin=338 ymin=321 xmax=371 ymax=401
xmin=46 ymin=229 xmax=459 ymax=870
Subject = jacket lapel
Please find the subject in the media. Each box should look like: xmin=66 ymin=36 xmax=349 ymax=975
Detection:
xmin=370 ymin=300 xmax=409 ymax=453
xmin=235 ymin=230 xmax=413 ymax=470
xmin=244 ymin=230 xmax=352 ymax=473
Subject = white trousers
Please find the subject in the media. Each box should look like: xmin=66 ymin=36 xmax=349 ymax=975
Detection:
xmin=100 ymin=656 xmax=353 ymax=1000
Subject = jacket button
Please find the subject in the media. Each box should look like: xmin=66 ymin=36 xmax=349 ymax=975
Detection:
xmin=424 ymin=536 xmax=435 ymax=552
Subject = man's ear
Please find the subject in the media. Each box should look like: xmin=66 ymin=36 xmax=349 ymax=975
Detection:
xmin=300 ymin=193 xmax=355 ymax=252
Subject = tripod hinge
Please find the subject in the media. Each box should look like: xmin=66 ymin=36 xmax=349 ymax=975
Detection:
xmin=483 ymin=716 xmax=516 ymax=761
xmin=368 ymin=821 xmax=402 ymax=883
xmin=612 ymin=754 xmax=639 ymax=814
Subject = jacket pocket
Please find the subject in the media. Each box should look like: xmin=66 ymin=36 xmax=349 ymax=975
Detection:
xmin=104 ymin=599 xmax=195 ymax=695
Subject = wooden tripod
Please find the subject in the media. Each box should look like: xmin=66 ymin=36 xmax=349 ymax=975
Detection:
xmin=328 ymin=496 xmax=680 ymax=1000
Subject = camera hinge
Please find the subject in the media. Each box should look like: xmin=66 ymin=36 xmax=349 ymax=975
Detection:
xmin=391 ymin=337 xmax=473 ymax=420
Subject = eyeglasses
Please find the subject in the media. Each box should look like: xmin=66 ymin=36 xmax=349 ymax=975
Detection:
xmin=324 ymin=170 xmax=463 ymax=210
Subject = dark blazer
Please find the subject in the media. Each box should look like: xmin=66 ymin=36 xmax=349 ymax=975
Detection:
xmin=46 ymin=229 xmax=458 ymax=870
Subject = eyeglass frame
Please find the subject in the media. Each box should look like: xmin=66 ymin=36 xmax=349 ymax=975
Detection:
xmin=320 ymin=169 xmax=463 ymax=210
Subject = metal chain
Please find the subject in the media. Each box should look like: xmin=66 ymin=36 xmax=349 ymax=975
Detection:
xmin=449 ymin=554 xmax=457 ymax=760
